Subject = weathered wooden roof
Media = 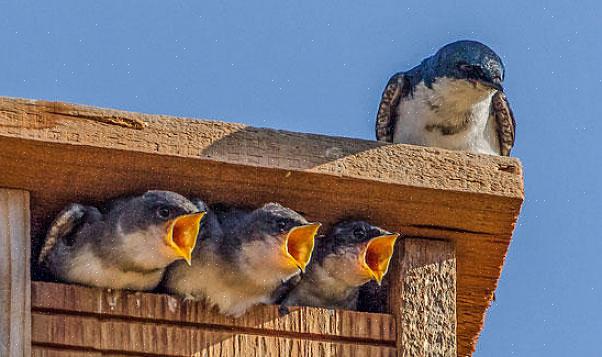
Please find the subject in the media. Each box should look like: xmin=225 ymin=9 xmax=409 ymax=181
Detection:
xmin=0 ymin=96 xmax=523 ymax=356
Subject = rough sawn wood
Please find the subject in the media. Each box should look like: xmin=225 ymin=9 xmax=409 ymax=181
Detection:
xmin=0 ymin=189 xmax=31 ymax=357
xmin=31 ymin=282 xmax=396 ymax=356
xmin=390 ymin=239 xmax=456 ymax=356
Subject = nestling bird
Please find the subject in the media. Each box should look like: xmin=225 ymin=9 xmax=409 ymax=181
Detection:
xmin=163 ymin=202 xmax=321 ymax=317
xmin=279 ymin=220 xmax=399 ymax=311
xmin=38 ymin=190 xmax=205 ymax=291
xmin=376 ymin=40 xmax=515 ymax=156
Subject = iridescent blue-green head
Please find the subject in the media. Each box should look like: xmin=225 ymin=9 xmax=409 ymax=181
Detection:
xmin=423 ymin=40 xmax=505 ymax=91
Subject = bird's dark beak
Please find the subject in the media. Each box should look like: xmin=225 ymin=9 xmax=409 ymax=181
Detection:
xmin=361 ymin=233 xmax=399 ymax=285
xmin=479 ymin=77 xmax=504 ymax=92
xmin=283 ymin=223 xmax=321 ymax=273
xmin=165 ymin=211 xmax=206 ymax=265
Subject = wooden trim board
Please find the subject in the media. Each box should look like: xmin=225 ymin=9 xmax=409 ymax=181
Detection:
xmin=0 ymin=189 xmax=31 ymax=357
xmin=32 ymin=282 xmax=396 ymax=356
xmin=390 ymin=238 xmax=456 ymax=356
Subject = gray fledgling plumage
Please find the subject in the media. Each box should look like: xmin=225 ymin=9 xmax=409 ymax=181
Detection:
xmin=39 ymin=191 xmax=204 ymax=291
xmin=376 ymin=40 xmax=515 ymax=156
xmin=280 ymin=221 xmax=399 ymax=311
xmin=163 ymin=202 xmax=321 ymax=317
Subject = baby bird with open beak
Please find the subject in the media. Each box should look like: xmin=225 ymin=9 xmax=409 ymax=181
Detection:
xmin=163 ymin=202 xmax=321 ymax=317
xmin=38 ymin=190 xmax=205 ymax=291
xmin=280 ymin=220 xmax=399 ymax=311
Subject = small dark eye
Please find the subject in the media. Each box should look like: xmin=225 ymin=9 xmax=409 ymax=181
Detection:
xmin=457 ymin=62 xmax=472 ymax=72
xmin=277 ymin=220 xmax=288 ymax=232
xmin=353 ymin=227 xmax=367 ymax=239
xmin=157 ymin=206 xmax=171 ymax=219
xmin=457 ymin=63 xmax=485 ymax=79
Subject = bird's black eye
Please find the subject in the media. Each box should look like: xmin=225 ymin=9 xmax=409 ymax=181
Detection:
xmin=353 ymin=227 xmax=367 ymax=239
xmin=277 ymin=220 xmax=288 ymax=232
xmin=458 ymin=63 xmax=485 ymax=79
xmin=457 ymin=62 xmax=471 ymax=71
xmin=456 ymin=61 xmax=471 ymax=71
xmin=157 ymin=206 xmax=171 ymax=219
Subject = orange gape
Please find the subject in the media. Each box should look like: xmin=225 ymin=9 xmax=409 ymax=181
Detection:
xmin=284 ymin=223 xmax=322 ymax=272
xmin=363 ymin=234 xmax=399 ymax=284
xmin=165 ymin=212 xmax=205 ymax=265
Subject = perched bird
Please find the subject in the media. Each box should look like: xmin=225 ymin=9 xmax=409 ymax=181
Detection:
xmin=376 ymin=40 xmax=515 ymax=156
xmin=279 ymin=221 xmax=399 ymax=311
xmin=38 ymin=191 xmax=205 ymax=291
xmin=163 ymin=202 xmax=321 ymax=317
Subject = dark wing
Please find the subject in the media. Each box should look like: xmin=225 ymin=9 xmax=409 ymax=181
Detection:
xmin=357 ymin=280 xmax=389 ymax=313
xmin=491 ymin=91 xmax=516 ymax=156
xmin=38 ymin=203 xmax=101 ymax=265
xmin=375 ymin=73 xmax=413 ymax=142
xmin=274 ymin=274 xmax=304 ymax=316
xmin=272 ymin=273 xmax=302 ymax=305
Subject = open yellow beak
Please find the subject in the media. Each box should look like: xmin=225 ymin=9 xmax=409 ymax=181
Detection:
xmin=362 ymin=233 xmax=399 ymax=285
xmin=164 ymin=211 xmax=205 ymax=265
xmin=283 ymin=223 xmax=321 ymax=272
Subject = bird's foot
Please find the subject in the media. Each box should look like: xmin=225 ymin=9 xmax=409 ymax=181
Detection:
xmin=278 ymin=304 xmax=291 ymax=316
xmin=181 ymin=294 xmax=197 ymax=303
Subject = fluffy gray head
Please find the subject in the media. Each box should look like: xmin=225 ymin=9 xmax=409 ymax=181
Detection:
xmin=115 ymin=190 xmax=201 ymax=234
xmin=237 ymin=202 xmax=309 ymax=240
xmin=316 ymin=220 xmax=389 ymax=261
xmin=421 ymin=40 xmax=505 ymax=90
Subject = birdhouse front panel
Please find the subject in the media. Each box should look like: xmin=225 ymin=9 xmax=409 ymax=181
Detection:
xmin=0 ymin=97 xmax=523 ymax=357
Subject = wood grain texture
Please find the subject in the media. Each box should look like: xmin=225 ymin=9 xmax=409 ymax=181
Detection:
xmin=32 ymin=312 xmax=396 ymax=357
xmin=0 ymin=96 xmax=524 ymax=355
xmin=32 ymin=281 xmax=395 ymax=344
xmin=32 ymin=346 xmax=101 ymax=357
xmin=390 ymin=239 xmax=456 ymax=357
xmin=0 ymin=97 xmax=522 ymax=199
xmin=0 ymin=189 xmax=31 ymax=357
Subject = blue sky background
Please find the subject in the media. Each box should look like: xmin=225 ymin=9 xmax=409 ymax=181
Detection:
xmin=1 ymin=1 xmax=600 ymax=355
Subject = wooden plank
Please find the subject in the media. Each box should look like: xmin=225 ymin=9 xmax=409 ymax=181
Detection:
xmin=32 ymin=346 xmax=101 ymax=357
xmin=0 ymin=96 xmax=524 ymax=355
xmin=32 ymin=281 xmax=395 ymax=343
xmin=31 ymin=313 xmax=100 ymax=350
xmin=389 ymin=238 xmax=456 ymax=357
xmin=0 ymin=189 xmax=31 ymax=357
xmin=0 ymin=97 xmax=522 ymax=200
xmin=32 ymin=282 xmax=102 ymax=314
xmin=32 ymin=313 xmax=396 ymax=357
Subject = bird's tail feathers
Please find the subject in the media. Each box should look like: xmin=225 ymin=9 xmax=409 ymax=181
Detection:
xmin=38 ymin=203 xmax=87 ymax=265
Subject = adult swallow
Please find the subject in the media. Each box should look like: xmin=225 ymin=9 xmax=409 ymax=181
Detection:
xmin=163 ymin=202 xmax=321 ymax=317
xmin=38 ymin=190 xmax=205 ymax=291
xmin=376 ymin=40 xmax=515 ymax=156
xmin=280 ymin=220 xmax=399 ymax=310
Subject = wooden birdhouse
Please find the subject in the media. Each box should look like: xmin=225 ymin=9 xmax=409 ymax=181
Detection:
xmin=0 ymin=97 xmax=523 ymax=356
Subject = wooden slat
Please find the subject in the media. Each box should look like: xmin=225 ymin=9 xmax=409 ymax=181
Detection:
xmin=0 ymin=189 xmax=31 ymax=357
xmin=0 ymin=97 xmax=522 ymax=200
xmin=32 ymin=314 xmax=100 ymax=350
xmin=32 ymin=346 xmax=101 ymax=357
xmin=0 ymin=97 xmax=524 ymax=355
xmin=390 ymin=239 xmax=456 ymax=356
xmin=32 ymin=313 xmax=396 ymax=357
xmin=32 ymin=281 xmax=395 ymax=343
